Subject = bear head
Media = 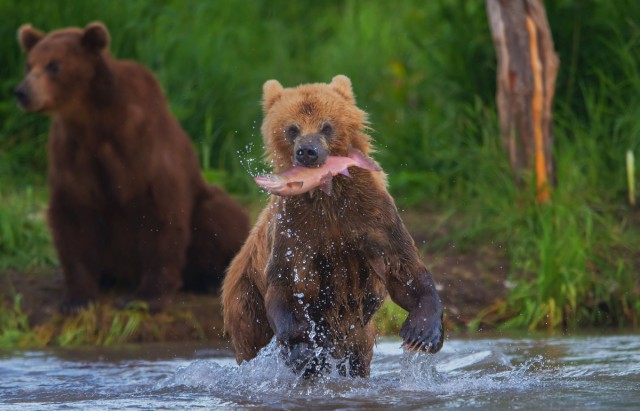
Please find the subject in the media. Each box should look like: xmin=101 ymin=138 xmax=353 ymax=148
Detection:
xmin=14 ymin=22 xmax=111 ymax=115
xmin=261 ymin=75 xmax=371 ymax=172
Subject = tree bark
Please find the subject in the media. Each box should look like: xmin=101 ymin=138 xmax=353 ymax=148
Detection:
xmin=486 ymin=0 xmax=558 ymax=202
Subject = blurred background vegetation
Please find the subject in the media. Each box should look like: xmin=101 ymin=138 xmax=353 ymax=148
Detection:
xmin=0 ymin=0 xmax=639 ymax=346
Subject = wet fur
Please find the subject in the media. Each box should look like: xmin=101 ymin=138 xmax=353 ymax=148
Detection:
xmin=222 ymin=76 xmax=443 ymax=377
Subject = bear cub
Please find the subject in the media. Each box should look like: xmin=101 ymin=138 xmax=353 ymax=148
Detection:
xmin=15 ymin=22 xmax=250 ymax=313
xmin=222 ymin=75 xmax=443 ymax=377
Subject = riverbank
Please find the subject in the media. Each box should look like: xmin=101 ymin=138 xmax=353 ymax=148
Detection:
xmin=0 ymin=209 xmax=509 ymax=348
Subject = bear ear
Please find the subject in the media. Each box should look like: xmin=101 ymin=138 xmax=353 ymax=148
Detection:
xmin=17 ymin=24 xmax=44 ymax=52
xmin=262 ymin=79 xmax=284 ymax=111
xmin=330 ymin=75 xmax=355 ymax=102
xmin=82 ymin=22 xmax=110 ymax=52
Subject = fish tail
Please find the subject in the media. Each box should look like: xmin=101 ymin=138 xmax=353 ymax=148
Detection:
xmin=348 ymin=147 xmax=382 ymax=171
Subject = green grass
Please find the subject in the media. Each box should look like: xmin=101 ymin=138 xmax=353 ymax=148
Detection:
xmin=0 ymin=297 xmax=212 ymax=349
xmin=50 ymin=302 xmax=152 ymax=347
xmin=0 ymin=0 xmax=638 ymax=343
xmin=0 ymin=186 xmax=56 ymax=269
xmin=374 ymin=300 xmax=409 ymax=336
xmin=486 ymin=199 xmax=638 ymax=330
xmin=0 ymin=294 xmax=35 ymax=348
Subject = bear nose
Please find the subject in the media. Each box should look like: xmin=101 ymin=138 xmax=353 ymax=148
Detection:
xmin=13 ymin=86 xmax=29 ymax=107
xmin=295 ymin=145 xmax=319 ymax=166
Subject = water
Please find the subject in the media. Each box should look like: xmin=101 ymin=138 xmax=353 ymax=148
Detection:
xmin=1 ymin=334 xmax=639 ymax=410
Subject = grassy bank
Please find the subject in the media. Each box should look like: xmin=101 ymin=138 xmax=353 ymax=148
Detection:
xmin=0 ymin=0 xmax=639 ymax=347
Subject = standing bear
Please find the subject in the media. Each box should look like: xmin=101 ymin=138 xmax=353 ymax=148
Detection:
xmin=222 ymin=75 xmax=443 ymax=377
xmin=15 ymin=22 xmax=250 ymax=313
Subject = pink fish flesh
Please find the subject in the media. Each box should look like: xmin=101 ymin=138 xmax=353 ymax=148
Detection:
xmin=254 ymin=147 xmax=382 ymax=196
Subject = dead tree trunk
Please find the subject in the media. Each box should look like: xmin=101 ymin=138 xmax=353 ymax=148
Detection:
xmin=486 ymin=0 xmax=559 ymax=202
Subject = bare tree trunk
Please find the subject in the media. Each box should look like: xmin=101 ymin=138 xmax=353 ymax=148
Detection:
xmin=486 ymin=0 xmax=559 ymax=202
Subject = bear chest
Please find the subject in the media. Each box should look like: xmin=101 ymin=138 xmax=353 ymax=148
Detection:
xmin=49 ymin=131 xmax=143 ymax=208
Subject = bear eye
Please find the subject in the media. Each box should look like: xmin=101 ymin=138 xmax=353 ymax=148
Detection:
xmin=45 ymin=60 xmax=60 ymax=75
xmin=320 ymin=122 xmax=333 ymax=137
xmin=25 ymin=62 xmax=32 ymax=73
xmin=285 ymin=124 xmax=300 ymax=141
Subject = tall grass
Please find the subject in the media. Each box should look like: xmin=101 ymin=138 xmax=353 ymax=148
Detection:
xmin=0 ymin=0 xmax=638 ymax=333
xmin=0 ymin=294 xmax=34 ymax=348
xmin=0 ymin=0 xmax=498 ymax=192
xmin=0 ymin=186 xmax=55 ymax=269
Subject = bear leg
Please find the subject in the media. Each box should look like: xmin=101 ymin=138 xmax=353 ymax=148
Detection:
xmin=48 ymin=203 xmax=103 ymax=314
xmin=265 ymin=285 xmax=310 ymax=347
xmin=388 ymin=266 xmax=444 ymax=353
xmin=183 ymin=185 xmax=249 ymax=292
xmin=335 ymin=323 xmax=376 ymax=378
xmin=223 ymin=273 xmax=273 ymax=363
xmin=135 ymin=212 xmax=190 ymax=311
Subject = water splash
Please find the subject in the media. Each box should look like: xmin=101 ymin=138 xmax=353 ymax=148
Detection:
xmin=156 ymin=340 xmax=298 ymax=405
xmin=237 ymin=142 xmax=270 ymax=178
xmin=155 ymin=339 xmax=367 ymax=407
xmin=155 ymin=338 xmax=553 ymax=408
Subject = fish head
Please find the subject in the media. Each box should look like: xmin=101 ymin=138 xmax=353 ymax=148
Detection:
xmin=254 ymin=174 xmax=286 ymax=191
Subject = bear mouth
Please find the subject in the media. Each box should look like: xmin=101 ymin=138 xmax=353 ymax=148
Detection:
xmin=292 ymin=160 xmax=325 ymax=169
xmin=292 ymin=132 xmax=330 ymax=168
xmin=15 ymin=97 xmax=48 ymax=114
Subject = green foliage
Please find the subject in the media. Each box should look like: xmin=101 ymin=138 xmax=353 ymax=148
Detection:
xmin=0 ymin=186 xmax=56 ymax=269
xmin=0 ymin=0 xmax=498 ymax=190
xmin=0 ymin=297 xmax=212 ymax=349
xmin=461 ymin=108 xmax=640 ymax=329
xmin=54 ymin=302 xmax=151 ymax=347
xmin=0 ymin=294 xmax=36 ymax=348
xmin=499 ymin=200 xmax=638 ymax=330
xmin=374 ymin=299 xmax=408 ymax=336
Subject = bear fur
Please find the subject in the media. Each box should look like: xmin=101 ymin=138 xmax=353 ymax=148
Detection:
xmin=15 ymin=22 xmax=250 ymax=313
xmin=222 ymin=75 xmax=443 ymax=377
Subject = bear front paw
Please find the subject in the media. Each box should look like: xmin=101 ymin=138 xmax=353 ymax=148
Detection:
xmin=273 ymin=314 xmax=310 ymax=346
xmin=399 ymin=311 xmax=444 ymax=353
xmin=283 ymin=342 xmax=330 ymax=378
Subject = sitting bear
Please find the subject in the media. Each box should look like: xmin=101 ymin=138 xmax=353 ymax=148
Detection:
xmin=222 ymin=75 xmax=443 ymax=377
xmin=15 ymin=22 xmax=250 ymax=313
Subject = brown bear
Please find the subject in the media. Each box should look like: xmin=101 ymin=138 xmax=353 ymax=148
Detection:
xmin=14 ymin=22 xmax=250 ymax=313
xmin=222 ymin=75 xmax=443 ymax=377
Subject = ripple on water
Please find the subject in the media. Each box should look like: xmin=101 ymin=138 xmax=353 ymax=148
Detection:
xmin=2 ymin=335 xmax=639 ymax=410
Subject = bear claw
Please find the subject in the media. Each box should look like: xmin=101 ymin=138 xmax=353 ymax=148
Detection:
xmin=401 ymin=339 xmax=436 ymax=353
xmin=400 ymin=327 xmax=443 ymax=354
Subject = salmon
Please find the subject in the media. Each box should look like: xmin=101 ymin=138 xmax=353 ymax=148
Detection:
xmin=254 ymin=147 xmax=382 ymax=196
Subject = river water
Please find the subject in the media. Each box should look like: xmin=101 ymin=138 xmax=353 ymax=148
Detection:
xmin=1 ymin=333 xmax=639 ymax=410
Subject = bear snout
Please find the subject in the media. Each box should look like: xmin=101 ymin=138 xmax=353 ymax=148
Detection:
xmin=294 ymin=134 xmax=329 ymax=167
xmin=13 ymin=83 xmax=30 ymax=109
xmin=295 ymin=144 xmax=320 ymax=166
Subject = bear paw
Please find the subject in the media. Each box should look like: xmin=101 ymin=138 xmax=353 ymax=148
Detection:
xmin=399 ymin=311 xmax=444 ymax=353
xmin=282 ymin=342 xmax=330 ymax=379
